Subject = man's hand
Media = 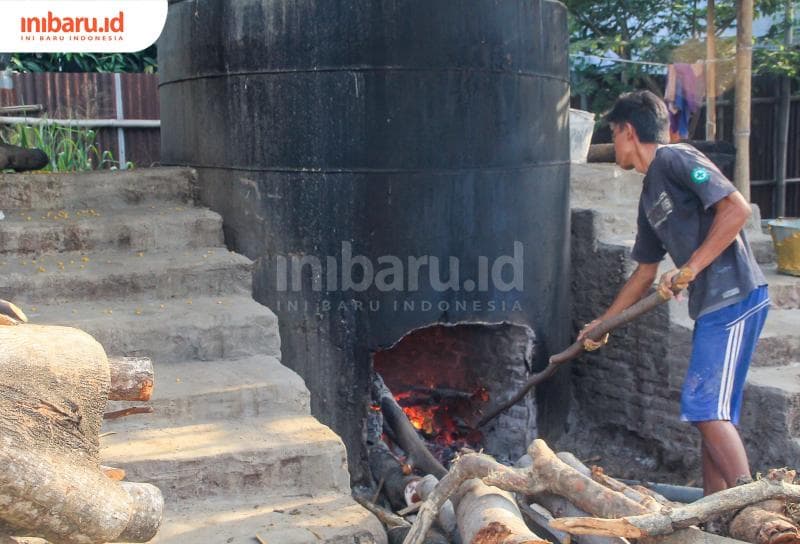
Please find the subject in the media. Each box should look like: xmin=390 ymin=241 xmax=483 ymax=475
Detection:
xmin=657 ymin=266 xmax=696 ymax=300
xmin=578 ymin=319 xmax=610 ymax=352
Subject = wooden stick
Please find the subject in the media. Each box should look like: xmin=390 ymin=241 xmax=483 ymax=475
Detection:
xmin=103 ymin=406 xmax=154 ymax=420
xmin=374 ymin=374 xmax=447 ymax=479
xmin=549 ymin=472 xmax=800 ymax=539
xmin=478 ymin=289 xmax=671 ymax=427
xmin=353 ymin=496 xmax=410 ymax=529
xmin=108 ymin=357 xmax=154 ymax=402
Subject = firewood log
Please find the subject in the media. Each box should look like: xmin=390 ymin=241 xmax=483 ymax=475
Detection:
xmin=369 ymin=442 xmax=419 ymax=510
xmin=108 ymin=357 xmax=154 ymax=401
xmin=455 ymin=478 xmax=549 ymax=544
xmin=728 ymin=471 xmax=800 ymax=544
xmin=549 ymin=470 xmax=800 ymax=541
xmin=0 ymin=324 xmax=163 ymax=543
xmin=373 ymin=374 xmax=447 ymax=479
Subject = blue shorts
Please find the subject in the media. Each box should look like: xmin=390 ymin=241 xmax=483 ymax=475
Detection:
xmin=681 ymin=285 xmax=770 ymax=425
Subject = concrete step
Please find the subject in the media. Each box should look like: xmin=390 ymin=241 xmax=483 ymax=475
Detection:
xmin=0 ymin=205 xmax=222 ymax=254
xmin=0 ymin=247 xmax=252 ymax=303
xmin=741 ymin=363 xmax=800 ymax=469
xmin=29 ymin=295 xmax=280 ymax=363
xmin=144 ymin=492 xmax=386 ymax=544
xmin=762 ymin=264 xmax=800 ymax=310
xmin=670 ymin=300 xmax=800 ymax=367
xmin=0 ymin=167 xmax=195 ymax=211
xmin=104 ymin=356 xmax=310 ymax=426
xmin=101 ymin=416 xmax=351 ymax=502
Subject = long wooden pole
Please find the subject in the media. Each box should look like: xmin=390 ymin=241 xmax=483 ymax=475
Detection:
xmin=706 ymin=0 xmax=717 ymax=141
xmin=775 ymin=0 xmax=794 ymax=218
xmin=734 ymin=0 xmax=753 ymax=201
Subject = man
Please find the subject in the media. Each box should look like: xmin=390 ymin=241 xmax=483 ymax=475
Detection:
xmin=579 ymin=90 xmax=769 ymax=496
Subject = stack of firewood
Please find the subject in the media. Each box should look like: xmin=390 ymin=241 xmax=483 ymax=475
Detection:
xmin=366 ymin=376 xmax=800 ymax=544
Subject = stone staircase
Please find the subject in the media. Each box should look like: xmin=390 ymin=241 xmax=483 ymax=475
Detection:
xmin=569 ymin=163 xmax=800 ymax=473
xmin=0 ymin=168 xmax=385 ymax=544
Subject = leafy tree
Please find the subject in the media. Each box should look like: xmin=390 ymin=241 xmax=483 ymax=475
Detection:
xmin=566 ymin=0 xmax=796 ymax=115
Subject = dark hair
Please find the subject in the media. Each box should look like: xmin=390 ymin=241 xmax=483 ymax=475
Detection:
xmin=606 ymin=90 xmax=669 ymax=144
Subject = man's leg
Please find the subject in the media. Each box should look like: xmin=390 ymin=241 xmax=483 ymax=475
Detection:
xmin=696 ymin=420 xmax=751 ymax=493
xmin=700 ymin=439 xmax=728 ymax=495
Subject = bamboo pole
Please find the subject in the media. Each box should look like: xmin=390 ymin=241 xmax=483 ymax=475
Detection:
xmin=706 ymin=0 xmax=717 ymax=141
xmin=734 ymin=0 xmax=753 ymax=201
xmin=775 ymin=0 xmax=794 ymax=218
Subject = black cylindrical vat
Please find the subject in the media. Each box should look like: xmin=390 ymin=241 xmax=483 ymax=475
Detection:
xmin=160 ymin=0 xmax=571 ymax=483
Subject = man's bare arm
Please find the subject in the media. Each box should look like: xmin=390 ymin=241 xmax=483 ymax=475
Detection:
xmin=685 ymin=191 xmax=752 ymax=276
xmin=579 ymin=261 xmax=659 ymax=343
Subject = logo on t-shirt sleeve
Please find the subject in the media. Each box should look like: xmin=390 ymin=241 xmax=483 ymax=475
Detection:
xmin=691 ymin=166 xmax=711 ymax=184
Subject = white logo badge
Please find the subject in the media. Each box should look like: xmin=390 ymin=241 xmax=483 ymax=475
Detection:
xmin=0 ymin=1 xmax=167 ymax=53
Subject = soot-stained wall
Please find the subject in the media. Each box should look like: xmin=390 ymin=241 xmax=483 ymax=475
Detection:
xmin=159 ymin=0 xmax=572 ymax=482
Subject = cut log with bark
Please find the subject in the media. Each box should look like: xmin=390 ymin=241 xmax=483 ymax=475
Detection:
xmin=108 ymin=356 xmax=154 ymax=401
xmin=369 ymin=442 xmax=420 ymax=511
xmin=549 ymin=470 xmax=800 ymax=541
xmin=0 ymin=324 xmax=163 ymax=543
xmin=373 ymin=374 xmax=447 ymax=479
xmin=455 ymin=478 xmax=549 ymax=544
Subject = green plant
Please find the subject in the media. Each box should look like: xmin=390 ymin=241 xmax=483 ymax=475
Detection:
xmin=2 ymin=122 xmax=134 ymax=172
xmin=8 ymin=46 xmax=157 ymax=74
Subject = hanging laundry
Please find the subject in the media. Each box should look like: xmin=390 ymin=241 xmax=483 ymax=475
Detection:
xmin=664 ymin=62 xmax=705 ymax=141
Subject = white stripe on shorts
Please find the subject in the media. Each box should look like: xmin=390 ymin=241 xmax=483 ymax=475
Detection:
xmin=717 ymin=320 xmax=744 ymax=420
xmin=725 ymin=298 xmax=771 ymax=329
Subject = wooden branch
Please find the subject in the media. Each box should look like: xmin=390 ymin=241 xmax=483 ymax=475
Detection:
xmin=413 ymin=475 xmax=456 ymax=536
xmin=478 ymin=290 xmax=670 ymax=427
xmin=353 ymin=495 xmax=409 ymax=529
xmin=520 ymin=502 xmax=573 ymax=544
xmin=103 ymin=406 xmax=154 ymax=420
xmin=550 ymin=473 xmax=800 ymax=539
xmin=374 ymin=374 xmax=447 ymax=479
xmin=108 ymin=357 xmax=154 ymax=402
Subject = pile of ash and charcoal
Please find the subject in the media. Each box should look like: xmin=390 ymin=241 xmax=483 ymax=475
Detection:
xmin=357 ymin=374 xmax=800 ymax=544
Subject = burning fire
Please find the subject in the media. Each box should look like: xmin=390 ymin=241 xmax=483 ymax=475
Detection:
xmin=394 ymin=387 xmax=487 ymax=450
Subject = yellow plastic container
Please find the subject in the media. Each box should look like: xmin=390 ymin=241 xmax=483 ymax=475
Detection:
xmin=768 ymin=218 xmax=800 ymax=277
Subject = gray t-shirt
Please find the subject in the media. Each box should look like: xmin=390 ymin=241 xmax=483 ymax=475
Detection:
xmin=631 ymin=143 xmax=766 ymax=320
